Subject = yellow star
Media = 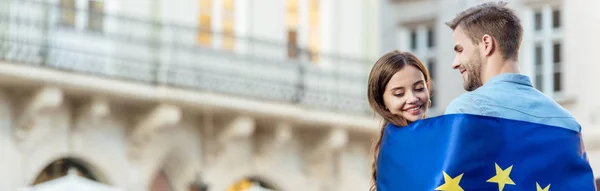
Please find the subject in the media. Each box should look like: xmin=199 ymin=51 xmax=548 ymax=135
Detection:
xmin=536 ymin=182 xmax=550 ymax=191
xmin=435 ymin=171 xmax=464 ymax=191
xmin=486 ymin=163 xmax=516 ymax=191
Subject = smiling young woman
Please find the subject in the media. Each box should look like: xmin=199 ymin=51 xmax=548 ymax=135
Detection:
xmin=367 ymin=50 xmax=433 ymax=191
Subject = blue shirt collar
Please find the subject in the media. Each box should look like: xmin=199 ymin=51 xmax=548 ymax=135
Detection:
xmin=485 ymin=73 xmax=532 ymax=87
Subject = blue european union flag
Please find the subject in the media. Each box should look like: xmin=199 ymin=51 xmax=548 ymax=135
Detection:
xmin=376 ymin=114 xmax=596 ymax=191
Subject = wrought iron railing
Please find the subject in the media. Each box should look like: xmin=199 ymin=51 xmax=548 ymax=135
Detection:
xmin=0 ymin=0 xmax=374 ymax=116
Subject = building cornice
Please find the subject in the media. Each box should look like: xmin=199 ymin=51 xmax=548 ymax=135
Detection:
xmin=0 ymin=62 xmax=381 ymax=134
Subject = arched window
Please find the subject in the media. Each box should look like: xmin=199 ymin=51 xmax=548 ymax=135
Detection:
xmin=150 ymin=169 xmax=174 ymax=191
xmin=226 ymin=177 xmax=278 ymax=191
xmin=32 ymin=158 xmax=100 ymax=185
xmin=188 ymin=173 xmax=209 ymax=191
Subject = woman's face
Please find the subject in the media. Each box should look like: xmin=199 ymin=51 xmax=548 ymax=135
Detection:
xmin=382 ymin=65 xmax=430 ymax=122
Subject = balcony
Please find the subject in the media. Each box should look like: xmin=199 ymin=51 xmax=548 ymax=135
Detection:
xmin=0 ymin=0 xmax=373 ymax=117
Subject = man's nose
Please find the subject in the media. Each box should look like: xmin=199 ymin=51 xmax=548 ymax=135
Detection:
xmin=452 ymin=56 xmax=460 ymax=70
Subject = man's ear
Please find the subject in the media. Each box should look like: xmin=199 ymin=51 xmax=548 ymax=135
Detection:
xmin=481 ymin=34 xmax=495 ymax=56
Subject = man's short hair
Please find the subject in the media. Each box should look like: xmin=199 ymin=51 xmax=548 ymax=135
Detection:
xmin=446 ymin=1 xmax=523 ymax=60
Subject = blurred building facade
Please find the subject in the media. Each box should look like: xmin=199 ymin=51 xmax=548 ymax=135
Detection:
xmin=388 ymin=0 xmax=600 ymax=179
xmin=1 ymin=0 xmax=599 ymax=191
xmin=0 ymin=0 xmax=391 ymax=190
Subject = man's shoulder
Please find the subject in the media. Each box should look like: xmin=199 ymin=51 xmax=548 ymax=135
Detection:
xmin=445 ymin=85 xmax=582 ymax=131
xmin=444 ymin=92 xmax=482 ymax=115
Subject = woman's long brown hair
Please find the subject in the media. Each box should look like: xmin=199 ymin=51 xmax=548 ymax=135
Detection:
xmin=367 ymin=50 xmax=432 ymax=191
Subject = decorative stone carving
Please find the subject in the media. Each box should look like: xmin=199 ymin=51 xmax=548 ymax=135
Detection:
xmin=310 ymin=128 xmax=348 ymax=156
xmin=14 ymin=86 xmax=63 ymax=141
xmin=255 ymin=122 xmax=292 ymax=157
xmin=75 ymin=97 xmax=110 ymax=129
xmin=218 ymin=116 xmax=255 ymax=144
xmin=205 ymin=116 xmax=255 ymax=165
xmin=130 ymin=104 xmax=181 ymax=146
xmin=302 ymin=127 xmax=348 ymax=190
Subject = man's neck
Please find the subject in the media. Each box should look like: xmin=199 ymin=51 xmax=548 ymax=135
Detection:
xmin=483 ymin=58 xmax=520 ymax=84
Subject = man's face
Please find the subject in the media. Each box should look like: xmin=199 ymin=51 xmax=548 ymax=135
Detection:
xmin=451 ymin=26 xmax=484 ymax=91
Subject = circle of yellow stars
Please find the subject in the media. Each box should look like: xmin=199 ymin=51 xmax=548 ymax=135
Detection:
xmin=434 ymin=163 xmax=551 ymax=191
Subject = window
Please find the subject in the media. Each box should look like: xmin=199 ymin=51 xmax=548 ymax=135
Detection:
xmin=197 ymin=0 xmax=212 ymax=46
xmin=287 ymin=30 xmax=299 ymax=58
xmin=87 ymin=0 xmax=104 ymax=32
xmin=427 ymin=59 xmax=436 ymax=108
xmin=308 ymin=0 xmax=320 ymax=63
xmin=428 ymin=59 xmax=436 ymax=79
xmin=226 ymin=178 xmax=278 ymax=191
xmin=188 ymin=174 xmax=209 ymax=191
xmin=534 ymin=12 xmax=542 ymax=31
xmin=222 ymin=0 xmax=235 ymax=50
xmin=150 ymin=170 xmax=174 ymax=191
xmin=33 ymin=158 xmax=99 ymax=185
xmin=534 ymin=44 xmax=543 ymax=91
xmin=531 ymin=7 xmax=563 ymax=96
xmin=552 ymin=9 xmax=561 ymax=29
xmin=410 ymin=30 xmax=417 ymax=50
xmin=553 ymin=42 xmax=561 ymax=63
xmin=553 ymin=42 xmax=562 ymax=92
xmin=286 ymin=0 xmax=299 ymax=59
xmin=427 ymin=28 xmax=435 ymax=48
xmin=406 ymin=25 xmax=437 ymax=110
xmin=286 ymin=0 xmax=319 ymax=63
xmin=60 ymin=0 xmax=76 ymax=26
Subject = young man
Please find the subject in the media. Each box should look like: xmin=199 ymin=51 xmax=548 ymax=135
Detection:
xmin=444 ymin=1 xmax=580 ymax=132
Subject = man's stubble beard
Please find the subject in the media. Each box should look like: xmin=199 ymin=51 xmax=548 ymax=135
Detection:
xmin=464 ymin=51 xmax=484 ymax=92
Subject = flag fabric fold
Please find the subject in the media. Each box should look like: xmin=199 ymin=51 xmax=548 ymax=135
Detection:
xmin=376 ymin=114 xmax=596 ymax=191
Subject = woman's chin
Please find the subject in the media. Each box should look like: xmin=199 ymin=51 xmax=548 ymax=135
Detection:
xmin=403 ymin=111 xmax=427 ymax=122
